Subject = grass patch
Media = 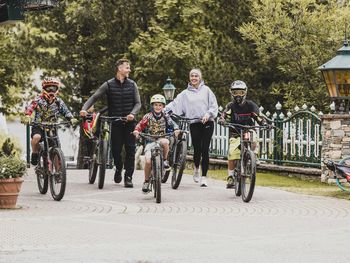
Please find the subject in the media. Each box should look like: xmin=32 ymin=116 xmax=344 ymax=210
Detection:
xmin=187 ymin=169 xmax=350 ymax=201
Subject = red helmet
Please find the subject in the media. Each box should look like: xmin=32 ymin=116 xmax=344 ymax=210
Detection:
xmin=41 ymin=77 xmax=60 ymax=100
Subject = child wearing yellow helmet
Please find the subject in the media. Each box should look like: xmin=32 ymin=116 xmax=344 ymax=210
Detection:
xmin=133 ymin=94 xmax=180 ymax=193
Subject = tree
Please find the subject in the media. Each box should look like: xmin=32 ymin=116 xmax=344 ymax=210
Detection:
xmin=238 ymin=0 xmax=350 ymax=110
xmin=16 ymin=0 xmax=155 ymax=167
xmin=0 ymin=26 xmax=33 ymax=115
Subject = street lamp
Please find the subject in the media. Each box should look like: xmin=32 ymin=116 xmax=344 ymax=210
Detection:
xmin=162 ymin=76 xmax=176 ymax=102
xmin=0 ymin=0 xmax=58 ymax=25
xmin=318 ymin=38 xmax=350 ymax=113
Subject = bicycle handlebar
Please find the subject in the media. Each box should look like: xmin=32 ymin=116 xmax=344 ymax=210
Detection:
xmin=138 ymin=132 xmax=174 ymax=141
xmin=99 ymin=116 xmax=127 ymax=122
xmin=30 ymin=121 xmax=71 ymax=127
xmin=220 ymin=122 xmax=274 ymax=130
xmin=168 ymin=113 xmax=202 ymax=122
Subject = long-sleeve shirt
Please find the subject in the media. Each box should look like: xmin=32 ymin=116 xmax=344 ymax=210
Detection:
xmin=25 ymin=95 xmax=73 ymax=122
xmin=165 ymin=81 xmax=218 ymax=123
xmin=82 ymin=77 xmax=141 ymax=116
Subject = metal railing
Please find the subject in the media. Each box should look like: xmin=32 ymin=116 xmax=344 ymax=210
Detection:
xmin=187 ymin=103 xmax=323 ymax=168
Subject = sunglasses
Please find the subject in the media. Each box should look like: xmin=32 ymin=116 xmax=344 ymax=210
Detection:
xmin=44 ymin=86 xmax=58 ymax=93
xmin=231 ymin=90 xmax=246 ymax=96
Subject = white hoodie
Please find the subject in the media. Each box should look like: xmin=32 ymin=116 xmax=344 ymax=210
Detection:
xmin=166 ymin=81 xmax=218 ymax=123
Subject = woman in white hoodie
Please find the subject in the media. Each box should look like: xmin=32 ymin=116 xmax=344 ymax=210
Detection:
xmin=166 ymin=69 xmax=218 ymax=187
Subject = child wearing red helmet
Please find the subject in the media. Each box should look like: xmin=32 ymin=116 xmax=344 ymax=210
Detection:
xmin=22 ymin=77 xmax=76 ymax=165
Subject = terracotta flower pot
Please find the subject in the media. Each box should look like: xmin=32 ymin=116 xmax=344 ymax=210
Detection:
xmin=0 ymin=178 xmax=24 ymax=209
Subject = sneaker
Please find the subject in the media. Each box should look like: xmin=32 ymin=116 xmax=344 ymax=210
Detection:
xmin=193 ymin=167 xmax=200 ymax=183
xmin=31 ymin=153 xmax=39 ymax=166
xmin=124 ymin=176 xmax=133 ymax=188
xmin=142 ymin=181 xmax=150 ymax=193
xmin=164 ymin=160 xmax=170 ymax=171
xmin=200 ymin=176 xmax=207 ymax=187
xmin=114 ymin=169 xmax=122 ymax=183
xmin=226 ymin=176 xmax=235 ymax=189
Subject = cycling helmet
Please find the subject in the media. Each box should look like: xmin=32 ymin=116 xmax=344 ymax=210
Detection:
xmin=150 ymin=94 xmax=166 ymax=105
xmin=230 ymin=80 xmax=247 ymax=104
xmin=42 ymin=77 xmax=60 ymax=100
xmin=83 ymin=112 xmax=99 ymax=139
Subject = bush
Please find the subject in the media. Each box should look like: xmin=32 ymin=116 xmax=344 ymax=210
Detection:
xmin=0 ymin=156 xmax=26 ymax=179
xmin=0 ymin=133 xmax=22 ymax=157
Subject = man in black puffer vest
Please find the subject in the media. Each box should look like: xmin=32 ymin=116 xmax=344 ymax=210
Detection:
xmin=80 ymin=58 xmax=141 ymax=188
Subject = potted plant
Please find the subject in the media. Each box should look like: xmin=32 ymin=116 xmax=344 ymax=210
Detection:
xmin=0 ymin=138 xmax=26 ymax=209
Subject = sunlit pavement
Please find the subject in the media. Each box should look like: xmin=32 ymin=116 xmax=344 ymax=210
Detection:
xmin=1 ymin=168 xmax=350 ymax=263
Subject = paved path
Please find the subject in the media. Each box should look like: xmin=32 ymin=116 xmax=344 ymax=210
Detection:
xmin=1 ymin=169 xmax=350 ymax=263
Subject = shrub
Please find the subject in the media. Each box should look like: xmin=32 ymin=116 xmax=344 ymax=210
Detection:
xmin=0 ymin=156 xmax=26 ymax=179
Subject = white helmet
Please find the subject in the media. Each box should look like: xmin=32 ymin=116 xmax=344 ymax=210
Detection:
xmin=150 ymin=94 xmax=166 ymax=105
xmin=230 ymin=80 xmax=247 ymax=104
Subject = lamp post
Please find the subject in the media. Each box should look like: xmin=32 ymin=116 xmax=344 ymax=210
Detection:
xmin=162 ymin=76 xmax=176 ymax=103
xmin=319 ymin=37 xmax=350 ymax=183
xmin=318 ymin=38 xmax=350 ymax=114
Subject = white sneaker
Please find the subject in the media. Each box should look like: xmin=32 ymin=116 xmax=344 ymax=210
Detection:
xmin=193 ymin=167 xmax=200 ymax=183
xmin=200 ymin=176 xmax=207 ymax=187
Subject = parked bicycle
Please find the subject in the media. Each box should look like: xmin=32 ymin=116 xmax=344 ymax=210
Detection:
xmin=138 ymin=132 xmax=173 ymax=203
xmin=220 ymin=122 xmax=270 ymax=202
xmin=30 ymin=121 xmax=70 ymax=201
xmin=162 ymin=113 xmax=201 ymax=189
xmin=88 ymin=115 xmax=127 ymax=189
xmin=324 ymin=157 xmax=350 ymax=192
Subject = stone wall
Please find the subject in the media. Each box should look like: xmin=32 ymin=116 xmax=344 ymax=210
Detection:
xmin=321 ymin=114 xmax=350 ymax=183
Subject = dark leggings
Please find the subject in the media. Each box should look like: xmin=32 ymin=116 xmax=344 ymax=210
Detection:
xmin=189 ymin=121 xmax=214 ymax=177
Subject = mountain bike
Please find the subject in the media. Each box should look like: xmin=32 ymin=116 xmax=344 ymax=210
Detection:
xmin=162 ymin=113 xmax=201 ymax=189
xmin=220 ymin=122 xmax=270 ymax=202
xmin=324 ymin=157 xmax=350 ymax=192
xmin=88 ymin=116 xmax=126 ymax=189
xmin=30 ymin=121 xmax=70 ymax=201
xmin=138 ymin=133 xmax=173 ymax=203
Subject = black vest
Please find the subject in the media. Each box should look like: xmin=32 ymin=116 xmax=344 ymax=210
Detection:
xmin=106 ymin=77 xmax=137 ymax=117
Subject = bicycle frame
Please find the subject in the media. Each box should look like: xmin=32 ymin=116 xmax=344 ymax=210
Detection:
xmin=30 ymin=121 xmax=69 ymax=201
xmin=221 ymin=122 xmax=268 ymax=202
xmin=139 ymin=133 xmax=173 ymax=203
xmin=96 ymin=116 xmax=127 ymax=169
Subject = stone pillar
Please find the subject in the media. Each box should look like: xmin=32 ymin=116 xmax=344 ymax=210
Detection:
xmin=321 ymin=114 xmax=350 ymax=183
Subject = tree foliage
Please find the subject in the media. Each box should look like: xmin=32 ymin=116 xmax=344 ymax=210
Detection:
xmin=0 ymin=26 xmax=33 ymax=114
xmin=239 ymin=0 xmax=350 ymax=110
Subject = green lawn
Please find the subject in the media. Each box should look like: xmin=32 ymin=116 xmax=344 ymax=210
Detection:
xmin=187 ymin=169 xmax=350 ymax=201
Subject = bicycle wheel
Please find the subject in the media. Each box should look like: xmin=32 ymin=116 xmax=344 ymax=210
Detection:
xmin=98 ymin=139 xmax=108 ymax=189
xmin=35 ymin=150 xmax=48 ymax=194
xmin=234 ymin=161 xmax=242 ymax=197
xmin=241 ymin=150 xmax=256 ymax=202
xmin=162 ymin=137 xmax=175 ymax=183
xmin=88 ymin=141 xmax=98 ymax=184
xmin=336 ymin=157 xmax=350 ymax=192
xmin=162 ymin=170 xmax=170 ymax=183
xmin=152 ymin=154 xmax=162 ymax=203
xmin=171 ymin=140 xmax=187 ymax=189
xmin=49 ymin=147 xmax=66 ymax=201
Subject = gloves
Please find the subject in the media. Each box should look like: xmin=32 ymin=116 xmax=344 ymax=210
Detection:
xmin=133 ymin=130 xmax=140 ymax=139
xmin=218 ymin=117 xmax=225 ymax=125
xmin=70 ymin=118 xmax=79 ymax=126
xmin=20 ymin=115 xmax=32 ymax=125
